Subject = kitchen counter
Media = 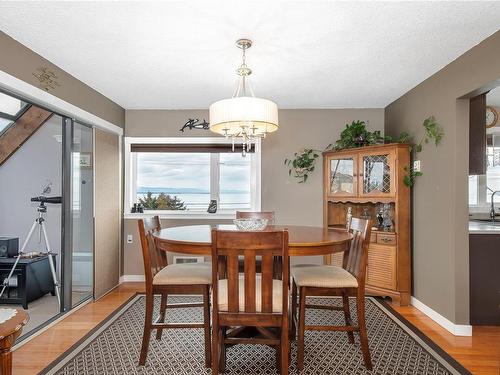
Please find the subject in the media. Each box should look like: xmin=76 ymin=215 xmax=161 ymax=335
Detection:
xmin=469 ymin=220 xmax=500 ymax=233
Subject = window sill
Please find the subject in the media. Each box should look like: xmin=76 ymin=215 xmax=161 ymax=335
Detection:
xmin=469 ymin=205 xmax=498 ymax=213
xmin=124 ymin=211 xmax=237 ymax=220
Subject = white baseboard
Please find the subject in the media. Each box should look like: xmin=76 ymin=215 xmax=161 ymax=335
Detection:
xmin=120 ymin=275 xmax=145 ymax=283
xmin=411 ymin=297 xmax=472 ymax=336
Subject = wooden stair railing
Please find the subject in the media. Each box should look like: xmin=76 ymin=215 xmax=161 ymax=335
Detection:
xmin=0 ymin=106 xmax=53 ymax=166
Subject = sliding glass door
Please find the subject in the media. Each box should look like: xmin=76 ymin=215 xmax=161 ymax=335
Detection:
xmin=62 ymin=118 xmax=94 ymax=310
xmin=70 ymin=122 xmax=93 ymax=306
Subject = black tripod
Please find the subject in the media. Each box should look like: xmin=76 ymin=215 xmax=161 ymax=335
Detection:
xmin=0 ymin=200 xmax=60 ymax=305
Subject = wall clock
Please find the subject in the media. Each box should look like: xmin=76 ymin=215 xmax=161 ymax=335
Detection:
xmin=486 ymin=106 xmax=498 ymax=128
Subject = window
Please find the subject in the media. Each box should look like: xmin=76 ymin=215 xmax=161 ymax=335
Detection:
xmin=0 ymin=91 xmax=30 ymax=135
xmin=136 ymin=152 xmax=211 ymax=210
xmin=219 ymin=153 xmax=252 ymax=210
xmin=468 ymin=175 xmax=478 ymax=206
xmin=125 ymin=138 xmax=260 ymax=215
xmin=469 ymin=146 xmax=500 ymax=208
xmin=486 ymin=147 xmax=500 ymax=202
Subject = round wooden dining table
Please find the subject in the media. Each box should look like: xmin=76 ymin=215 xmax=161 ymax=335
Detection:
xmin=154 ymin=224 xmax=352 ymax=256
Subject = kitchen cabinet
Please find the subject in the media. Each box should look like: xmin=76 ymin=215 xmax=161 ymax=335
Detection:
xmin=469 ymin=233 xmax=500 ymax=325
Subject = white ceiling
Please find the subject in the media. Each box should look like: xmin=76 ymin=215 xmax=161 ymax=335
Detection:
xmin=0 ymin=1 xmax=499 ymax=110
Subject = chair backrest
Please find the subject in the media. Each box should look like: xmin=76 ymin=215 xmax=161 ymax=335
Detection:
xmin=344 ymin=217 xmax=371 ymax=285
xmin=235 ymin=211 xmax=276 ymax=224
xmin=211 ymin=229 xmax=289 ymax=315
xmin=138 ymin=216 xmax=166 ymax=290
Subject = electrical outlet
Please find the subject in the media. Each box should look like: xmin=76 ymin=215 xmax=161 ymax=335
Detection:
xmin=413 ymin=160 xmax=421 ymax=172
xmin=127 ymin=235 xmax=133 ymax=244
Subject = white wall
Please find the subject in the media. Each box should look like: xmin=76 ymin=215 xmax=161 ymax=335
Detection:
xmin=0 ymin=115 xmax=62 ymax=265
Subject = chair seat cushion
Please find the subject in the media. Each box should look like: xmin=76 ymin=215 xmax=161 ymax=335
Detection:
xmin=153 ymin=262 xmax=212 ymax=285
xmin=217 ymin=276 xmax=283 ymax=313
xmin=291 ymin=264 xmax=358 ymax=288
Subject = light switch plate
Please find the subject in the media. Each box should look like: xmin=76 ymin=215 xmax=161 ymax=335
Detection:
xmin=127 ymin=235 xmax=133 ymax=244
xmin=413 ymin=160 xmax=421 ymax=172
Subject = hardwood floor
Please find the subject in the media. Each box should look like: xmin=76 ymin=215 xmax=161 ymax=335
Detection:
xmin=386 ymin=302 xmax=500 ymax=375
xmin=13 ymin=283 xmax=144 ymax=375
xmin=12 ymin=283 xmax=500 ymax=375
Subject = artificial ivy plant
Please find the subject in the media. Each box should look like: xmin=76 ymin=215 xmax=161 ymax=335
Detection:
xmin=284 ymin=117 xmax=444 ymax=187
xmin=284 ymin=148 xmax=320 ymax=183
xmin=329 ymin=120 xmax=385 ymax=150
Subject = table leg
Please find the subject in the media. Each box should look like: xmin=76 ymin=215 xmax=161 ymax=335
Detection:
xmin=0 ymin=331 xmax=21 ymax=375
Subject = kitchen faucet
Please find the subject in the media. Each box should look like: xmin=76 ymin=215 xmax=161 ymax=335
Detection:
xmin=487 ymin=187 xmax=500 ymax=222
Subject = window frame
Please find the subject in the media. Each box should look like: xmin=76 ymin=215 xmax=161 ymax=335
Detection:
xmin=0 ymin=90 xmax=31 ymax=136
xmin=124 ymin=137 xmax=261 ymax=219
xmin=469 ymin=173 xmax=500 ymax=212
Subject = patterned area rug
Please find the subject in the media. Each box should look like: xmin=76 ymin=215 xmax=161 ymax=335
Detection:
xmin=40 ymin=294 xmax=470 ymax=375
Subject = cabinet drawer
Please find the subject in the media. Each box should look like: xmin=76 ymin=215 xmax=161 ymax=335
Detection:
xmin=370 ymin=233 xmax=377 ymax=243
xmin=377 ymin=233 xmax=396 ymax=246
xmin=367 ymin=244 xmax=397 ymax=290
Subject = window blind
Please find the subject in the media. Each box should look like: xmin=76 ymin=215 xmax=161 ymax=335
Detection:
xmin=130 ymin=143 xmax=255 ymax=153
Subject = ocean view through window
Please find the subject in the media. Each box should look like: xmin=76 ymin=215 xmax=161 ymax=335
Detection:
xmin=126 ymin=138 xmax=260 ymax=214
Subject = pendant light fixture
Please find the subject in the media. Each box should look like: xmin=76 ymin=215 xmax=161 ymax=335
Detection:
xmin=209 ymin=39 xmax=279 ymax=155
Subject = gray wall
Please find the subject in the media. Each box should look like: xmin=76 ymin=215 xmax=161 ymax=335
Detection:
xmin=385 ymin=30 xmax=500 ymax=325
xmin=123 ymin=108 xmax=384 ymax=275
xmin=0 ymin=116 xmax=62 ymax=264
xmin=0 ymin=31 xmax=125 ymax=128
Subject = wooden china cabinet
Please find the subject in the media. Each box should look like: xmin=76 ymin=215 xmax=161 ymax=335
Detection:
xmin=323 ymin=143 xmax=411 ymax=305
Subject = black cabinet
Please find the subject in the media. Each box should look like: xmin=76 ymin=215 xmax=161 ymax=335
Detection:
xmin=469 ymin=234 xmax=500 ymax=325
xmin=0 ymin=256 xmax=56 ymax=309
xmin=469 ymin=94 xmax=487 ymax=175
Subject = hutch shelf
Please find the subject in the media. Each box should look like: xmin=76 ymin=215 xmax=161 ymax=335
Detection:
xmin=323 ymin=143 xmax=411 ymax=305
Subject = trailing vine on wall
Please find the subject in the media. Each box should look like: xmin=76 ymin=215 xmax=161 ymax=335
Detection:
xmin=394 ymin=116 xmax=444 ymax=187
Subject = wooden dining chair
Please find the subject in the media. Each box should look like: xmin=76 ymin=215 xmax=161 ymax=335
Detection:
xmin=291 ymin=217 xmax=373 ymax=371
xmin=137 ymin=217 xmax=212 ymax=367
xmin=235 ymin=211 xmax=277 ymax=275
xmin=211 ymin=228 xmax=290 ymax=375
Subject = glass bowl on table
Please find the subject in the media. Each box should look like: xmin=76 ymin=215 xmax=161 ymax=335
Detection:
xmin=233 ymin=218 xmax=269 ymax=231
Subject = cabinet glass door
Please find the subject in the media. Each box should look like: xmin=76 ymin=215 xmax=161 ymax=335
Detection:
xmin=328 ymin=156 xmax=357 ymax=197
xmin=359 ymin=151 xmax=395 ymax=197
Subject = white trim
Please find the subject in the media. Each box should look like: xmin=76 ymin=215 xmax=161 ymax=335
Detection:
xmin=119 ymin=275 xmax=145 ymax=283
xmin=124 ymin=136 xmax=261 ymax=215
xmin=0 ymin=69 xmax=123 ymax=135
xmin=210 ymin=153 xmax=220 ymax=202
xmin=411 ymin=297 xmax=472 ymax=336
xmin=124 ymin=211 xmax=235 ymax=220
xmin=12 ymin=298 xmax=92 ymax=351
